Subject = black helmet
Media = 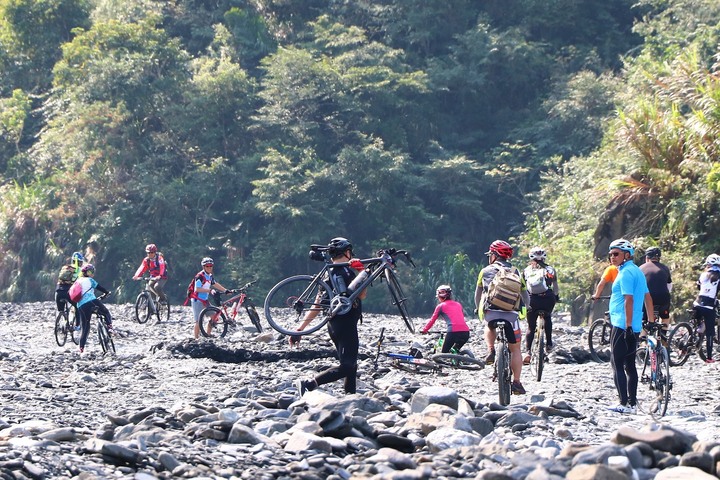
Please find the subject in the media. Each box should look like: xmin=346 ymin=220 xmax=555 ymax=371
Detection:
xmin=645 ymin=247 xmax=661 ymax=259
xmin=327 ymin=237 xmax=353 ymax=257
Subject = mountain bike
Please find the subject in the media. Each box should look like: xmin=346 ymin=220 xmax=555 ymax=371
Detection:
xmin=374 ymin=327 xmax=442 ymax=374
xmin=428 ymin=332 xmax=484 ymax=371
xmin=588 ymin=296 xmax=612 ymax=362
xmin=54 ymin=301 xmax=80 ymax=347
xmin=667 ymin=307 xmax=719 ymax=365
xmin=529 ymin=309 xmax=549 ymax=381
xmin=198 ymin=281 xmax=262 ymax=338
xmin=88 ymin=293 xmax=114 ymax=354
xmin=264 ymin=247 xmax=415 ymax=337
xmin=491 ymin=320 xmax=513 ymax=406
xmin=638 ymin=322 xmax=671 ymax=418
xmin=134 ymin=277 xmax=170 ymax=324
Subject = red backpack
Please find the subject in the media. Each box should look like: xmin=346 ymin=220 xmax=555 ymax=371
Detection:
xmin=183 ymin=271 xmax=206 ymax=306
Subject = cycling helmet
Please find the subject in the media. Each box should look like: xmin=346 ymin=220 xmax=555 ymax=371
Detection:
xmin=705 ymin=254 xmax=720 ymax=266
xmin=529 ymin=247 xmax=547 ymax=262
xmin=645 ymin=247 xmax=661 ymax=259
xmin=327 ymin=237 xmax=353 ymax=257
xmin=486 ymin=240 xmax=513 ymax=259
xmin=201 ymin=257 xmax=214 ymax=266
xmin=608 ymin=238 xmax=635 ymax=256
xmin=71 ymin=251 xmax=85 ymax=263
xmin=81 ymin=263 xmax=95 ymax=275
xmin=145 ymin=243 xmax=157 ymax=253
xmin=436 ymin=285 xmax=452 ymax=299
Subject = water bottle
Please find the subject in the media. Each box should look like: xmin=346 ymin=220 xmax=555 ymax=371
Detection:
xmin=333 ymin=273 xmax=348 ymax=295
xmin=347 ymin=269 xmax=369 ymax=293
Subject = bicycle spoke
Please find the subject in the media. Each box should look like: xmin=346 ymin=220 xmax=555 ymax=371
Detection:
xmin=135 ymin=293 xmax=151 ymax=324
xmin=588 ymin=319 xmax=611 ymax=362
xmin=264 ymin=275 xmax=332 ymax=336
xmin=667 ymin=322 xmax=692 ymax=366
xmin=199 ymin=307 xmax=228 ymax=338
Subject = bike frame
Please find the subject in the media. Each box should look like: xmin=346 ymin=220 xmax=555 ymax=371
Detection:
xmin=211 ymin=291 xmax=248 ymax=324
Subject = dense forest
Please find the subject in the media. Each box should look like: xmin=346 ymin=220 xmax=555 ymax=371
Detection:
xmin=0 ymin=0 xmax=719 ymax=316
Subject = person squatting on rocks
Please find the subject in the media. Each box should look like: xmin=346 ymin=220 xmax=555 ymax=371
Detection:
xmin=294 ymin=237 xmax=368 ymax=395
xmin=420 ymin=285 xmax=470 ymax=353
xmin=693 ymin=254 xmax=720 ymax=363
xmin=606 ymin=238 xmax=654 ymax=414
xmin=522 ymin=246 xmax=560 ymax=365
xmin=76 ymin=263 xmax=112 ymax=354
xmin=475 ymin=239 xmax=531 ymax=396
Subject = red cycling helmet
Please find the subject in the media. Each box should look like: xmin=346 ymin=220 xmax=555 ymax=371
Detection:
xmin=486 ymin=240 xmax=513 ymax=259
xmin=145 ymin=243 xmax=157 ymax=253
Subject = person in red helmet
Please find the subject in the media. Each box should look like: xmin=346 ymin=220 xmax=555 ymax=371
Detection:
xmin=132 ymin=243 xmax=168 ymax=304
xmin=474 ymin=240 xmax=531 ymax=395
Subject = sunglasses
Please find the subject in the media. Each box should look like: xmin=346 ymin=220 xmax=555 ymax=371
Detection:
xmin=608 ymin=251 xmax=623 ymax=258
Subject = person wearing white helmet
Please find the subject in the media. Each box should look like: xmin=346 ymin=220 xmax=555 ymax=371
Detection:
xmin=522 ymin=247 xmax=560 ymax=364
xmin=606 ymin=238 xmax=655 ymax=415
xmin=692 ymin=254 xmax=720 ymax=363
xmin=189 ymin=257 xmax=229 ymax=339
xmin=420 ymin=285 xmax=470 ymax=353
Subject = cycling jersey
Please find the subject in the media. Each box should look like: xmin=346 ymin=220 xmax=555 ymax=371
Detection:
xmin=193 ymin=271 xmax=215 ymax=302
xmin=609 ymin=260 xmax=648 ymax=333
xmin=602 ymin=265 xmax=618 ymax=283
xmin=76 ymin=277 xmax=109 ymax=307
xmin=422 ymin=299 xmax=469 ymax=334
xmin=640 ymin=260 xmax=672 ymax=306
xmin=694 ymin=268 xmax=720 ymax=309
xmin=134 ymin=254 xmax=167 ymax=279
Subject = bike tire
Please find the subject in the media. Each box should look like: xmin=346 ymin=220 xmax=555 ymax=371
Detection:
xmin=667 ymin=322 xmax=693 ymax=366
xmin=264 ymin=275 xmax=333 ymax=336
xmin=431 ymin=353 xmax=484 ymax=370
xmin=497 ymin=345 xmax=511 ymax=406
xmin=97 ymin=316 xmax=115 ymax=354
xmin=156 ymin=299 xmax=170 ymax=324
xmin=531 ymin=335 xmax=545 ymax=382
xmin=70 ymin=307 xmax=81 ymax=345
xmin=199 ymin=307 xmax=229 ymax=338
xmin=135 ymin=293 xmax=151 ymax=324
xmin=384 ymin=268 xmax=414 ymax=333
xmin=54 ymin=311 xmax=68 ymax=347
xmin=245 ymin=303 xmax=263 ymax=332
xmin=654 ymin=346 xmax=671 ymax=418
xmin=390 ymin=357 xmax=440 ymax=374
xmin=588 ymin=318 xmax=611 ymax=362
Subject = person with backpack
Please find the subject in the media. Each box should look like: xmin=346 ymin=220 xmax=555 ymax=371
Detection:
xmin=188 ymin=257 xmax=229 ymax=339
xmin=132 ymin=243 xmax=168 ymax=304
xmin=76 ymin=263 xmax=112 ymax=354
xmin=474 ymin=240 xmax=531 ymax=395
xmin=54 ymin=252 xmax=84 ymax=312
xmin=522 ymin=247 xmax=560 ymax=364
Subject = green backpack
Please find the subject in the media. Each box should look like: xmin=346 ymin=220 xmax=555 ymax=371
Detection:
xmin=58 ymin=265 xmax=75 ymax=284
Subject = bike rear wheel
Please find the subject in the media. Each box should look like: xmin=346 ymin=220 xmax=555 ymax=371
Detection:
xmin=497 ymin=344 xmax=511 ymax=406
xmin=384 ymin=268 xmax=414 ymax=333
xmin=135 ymin=292 xmax=151 ymax=324
xmin=667 ymin=322 xmax=693 ymax=366
xmin=97 ymin=316 xmax=115 ymax=354
xmin=588 ymin=318 xmax=611 ymax=362
xmin=530 ymin=334 xmax=545 ymax=382
xmin=199 ymin=307 xmax=229 ymax=338
xmin=245 ymin=303 xmax=263 ymax=332
xmin=156 ymin=299 xmax=170 ymax=324
xmin=431 ymin=353 xmax=483 ymax=370
xmin=264 ymin=275 xmax=333 ymax=336
xmin=54 ymin=311 xmax=68 ymax=347
xmin=653 ymin=346 xmax=671 ymax=418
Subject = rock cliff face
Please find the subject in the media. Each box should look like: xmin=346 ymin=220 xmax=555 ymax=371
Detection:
xmin=1 ymin=302 xmax=720 ymax=479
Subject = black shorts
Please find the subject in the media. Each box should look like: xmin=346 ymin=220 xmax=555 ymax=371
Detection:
xmin=643 ymin=304 xmax=670 ymax=321
xmin=487 ymin=318 xmax=520 ymax=344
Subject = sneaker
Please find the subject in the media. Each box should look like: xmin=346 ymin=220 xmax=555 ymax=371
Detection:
xmin=485 ymin=350 xmax=496 ymax=365
xmin=106 ymin=324 xmax=114 ymax=334
xmin=628 ymin=405 xmax=637 ymax=414
xmin=606 ymin=403 xmax=633 ymax=414
xmin=545 ymin=343 xmax=553 ymax=353
xmin=523 ymin=355 xmax=531 ymax=365
xmin=511 ymin=380 xmax=526 ymax=395
xmin=706 ymin=358 xmax=716 ymax=364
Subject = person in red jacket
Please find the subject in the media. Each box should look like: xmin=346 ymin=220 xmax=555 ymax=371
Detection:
xmin=132 ymin=244 xmax=168 ymax=303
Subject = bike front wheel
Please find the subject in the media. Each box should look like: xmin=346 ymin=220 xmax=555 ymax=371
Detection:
xmin=264 ymin=275 xmax=332 ymax=336
xmin=97 ymin=317 xmax=115 ymax=354
xmin=199 ymin=307 xmax=229 ymax=338
xmin=497 ymin=345 xmax=511 ymax=406
xmin=135 ymin=293 xmax=151 ymax=324
xmin=245 ymin=304 xmax=263 ymax=332
xmin=667 ymin=322 xmax=693 ymax=366
xmin=384 ymin=268 xmax=414 ymax=333
xmin=588 ymin=318 xmax=611 ymax=362
xmin=54 ymin=311 xmax=68 ymax=346
xmin=431 ymin=352 xmax=484 ymax=370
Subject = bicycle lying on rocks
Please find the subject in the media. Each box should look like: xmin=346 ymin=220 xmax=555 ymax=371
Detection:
xmin=264 ymin=247 xmax=415 ymax=337
xmin=199 ymin=281 xmax=263 ymax=338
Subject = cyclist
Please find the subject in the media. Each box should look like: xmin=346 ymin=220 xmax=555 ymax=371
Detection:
xmin=421 ymin=285 xmax=470 ymax=353
xmin=607 ymin=238 xmax=654 ymax=414
xmin=189 ymin=257 xmax=229 ymax=339
xmin=132 ymin=243 xmax=169 ymax=304
xmin=639 ymin=247 xmax=672 ymax=334
xmin=76 ymin=264 xmax=112 ymax=354
xmin=474 ymin=240 xmax=531 ymax=395
xmin=693 ymin=254 xmax=720 ymax=364
xmin=54 ymin=252 xmax=84 ymax=313
xmin=522 ymin=247 xmax=559 ymax=365
xmin=294 ymin=237 xmax=367 ymax=396
xmin=592 ymin=263 xmax=618 ymax=300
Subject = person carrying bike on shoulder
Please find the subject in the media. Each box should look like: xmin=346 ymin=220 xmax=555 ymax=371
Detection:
xmin=189 ymin=257 xmax=229 ymax=339
xmin=55 ymin=251 xmax=84 ymax=312
xmin=640 ymin=247 xmax=672 ymax=336
xmin=522 ymin=247 xmax=559 ymax=365
xmin=421 ymin=285 xmax=470 ymax=353
xmin=474 ymin=240 xmax=531 ymax=395
xmin=132 ymin=244 xmax=168 ymax=304
xmin=294 ymin=237 xmax=367 ymax=396
xmin=693 ymin=254 xmax=720 ymax=364
xmin=76 ymin=264 xmax=112 ymax=353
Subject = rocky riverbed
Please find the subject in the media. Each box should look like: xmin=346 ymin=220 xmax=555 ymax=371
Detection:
xmin=1 ymin=301 xmax=720 ymax=479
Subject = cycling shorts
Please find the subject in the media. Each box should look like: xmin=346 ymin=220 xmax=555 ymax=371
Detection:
xmin=643 ymin=304 xmax=670 ymax=321
xmin=487 ymin=317 xmax=521 ymax=344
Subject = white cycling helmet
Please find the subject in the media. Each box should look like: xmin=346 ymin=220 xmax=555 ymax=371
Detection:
xmin=705 ymin=254 xmax=720 ymax=266
xmin=529 ymin=247 xmax=547 ymax=261
xmin=609 ymin=238 xmax=635 ymax=256
xmin=436 ymin=285 xmax=452 ymax=299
